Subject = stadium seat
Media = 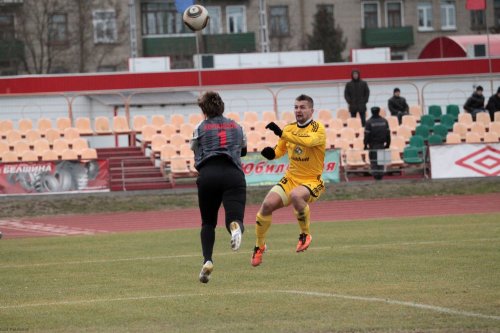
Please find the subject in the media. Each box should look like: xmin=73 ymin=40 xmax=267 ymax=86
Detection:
xmin=420 ymin=114 xmax=435 ymax=128
xmin=5 ymin=130 xmax=22 ymax=146
xmin=169 ymin=133 xmax=187 ymax=146
xmin=390 ymin=135 xmax=406 ymax=150
xmin=41 ymin=149 xmax=59 ymax=161
xmin=439 ymin=114 xmax=455 ymax=131
xmin=239 ymin=121 xmax=253 ymax=133
xmin=61 ymin=149 xmax=79 ymax=160
xmin=446 ymin=104 xmax=460 ymax=120
xmin=179 ymin=123 xmax=195 ymax=139
xmin=333 ymin=138 xmax=350 ymax=152
xmin=17 ymin=118 xmax=33 ymax=134
xmin=140 ymin=125 xmax=157 ymax=149
xmin=427 ymin=134 xmax=444 ymax=145
xmin=264 ymin=131 xmax=279 ymax=146
xmin=1 ymin=151 xmax=18 ymax=163
xmin=226 ymin=112 xmax=240 ymax=122
xmin=52 ymin=138 xmax=69 ymax=152
xmin=325 ymin=129 xmax=337 ymax=149
xmin=37 ymin=118 xmax=52 ymax=134
xmin=79 ymin=148 xmax=97 ymax=160
xmin=414 ymin=125 xmax=431 ymax=140
xmin=246 ymin=131 xmax=261 ymax=152
xmin=113 ymin=116 xmax=131 ymax=134
xmin=336 ymin=108 xmax=350 ymax=125
xmin=94 ymin=117 xmax=111 ymax=134
xmin=179 ymin=144 xmax=194 ymax=158
xmin=327 ymin=118 xmax=343 ymax=131
xmin=446 ymin=133 xmax=461 ymax=144
xmin=465 ymin=132 xmax=481 ymax=143
xmin=159 ymin=124 xmax=176 ymax=137
xmin=160 ymin=144 xmax=177 ymax=161
xmin=490 ymin=122 xmax=500 ymax=135
xmin=483 ymin=131 xmax=499 ymax=143
xmin=409 ymin=135 xmax=425 ymax=150
xmin=396 ymin=126 xmax=412 ymax=143
xmin=75 ymin=117 xmax=94 ymax=135
xmin=280 ymin=111 xmax=295 ymax=123
xmin=409 ymin=105 xmax=422 ymax=119
xmin=352 ymin=137 xmax=364 ymax=150
xmin=188 ymin=113 xmax=204 ymax=125
xmin=44 ymin=128 xmax=61 ymax=143
xmin=33 ymin=139 xmax=51 ymax=156
xmin=170 ymin=114 xmax=184 ymax=128
xmin=495 ymin=112 xmax=500 ymax=122
xmin=476 ymin=112 xmax=491 ymax=128
xmin=458 ymin=113 xmax=473 ymax=129
xmin=70 ymin=138 xmax=89 ymax=151
xmin=132 ymin=115 xmax=148 ymax=133
xmin=318 ymin=109 xmax=333 ymax=123
xmin=470 ymin=122 xmax=486 ymax=137
xmin=433 ymin=124 xmax=449 ymax=138
xmin=340 ymin=127 xmax=356 ymax=143
xmin=252 ymin=121 xmax=267 ymax=134
xmin=243 ymin=112 xmax=259 ymax=123
xmin=452 ymin=122 xmax=468 ymax=140
xmin=428 ymin=105 xmax=442 ymax=121
xmin=13 ymin=140 xmax=30 ymax=154
xmin=151 ymin=134 xmax=168 ymax=155
xmin=262 ymin=111 xmax=277 ymax=122
xmin=56 ymin=117 xmax=72 ymax=132
xmin=24 ymin=129 xmax=42 ymax=142
xmin=0 ymin=119 xmax=14 ymax=135
xmin=402 ymin=115 xmax=417 ymax=130
xmin=151 ymin=115 xmax=166 ymax=129
xmin=345 ymin=149 xmax=368 ymax=167
xmin=170 ymin=156 xmax=191 ymax=174
xmin=0 ymin=141 xmax=9 ymax=155
xmin=386 ymin=116 xmax=399 ymax=134
xmin=403 ymin=146 xmax=424 ymax=164
xmin=63 ymin=127 xmax=80 ymax=140
xmin=346 ymin=117 xmax=362 ymax=132
xmin=21 ymin=150 xmax=39 ymax=162
xmin=390 ymin=148 xmax=404 ymax=166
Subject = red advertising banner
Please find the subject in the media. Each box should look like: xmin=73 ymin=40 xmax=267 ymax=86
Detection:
xmin=0 ymin=159 xmax=109 ymax=195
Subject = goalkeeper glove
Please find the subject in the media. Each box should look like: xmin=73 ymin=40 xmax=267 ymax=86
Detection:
xmin=261 ymin=147 xmax=276 ymax=160
xmin=265 ymin=122 xmax=282 ymax=137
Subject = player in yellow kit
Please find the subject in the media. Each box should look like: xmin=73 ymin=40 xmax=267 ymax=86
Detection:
xmin=252 ymin=94 xmax=326 ymax=267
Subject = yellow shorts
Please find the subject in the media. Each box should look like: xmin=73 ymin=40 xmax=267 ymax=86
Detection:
xmin=270 ymin=175 xmax=325 ymax=206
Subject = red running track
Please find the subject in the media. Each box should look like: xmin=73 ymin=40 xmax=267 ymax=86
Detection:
xmin=1 ymin=193 xmax=499 ymax=239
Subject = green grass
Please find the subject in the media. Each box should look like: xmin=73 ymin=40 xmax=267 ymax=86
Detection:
xmin=0 ymin=177 xmax=499 ymax=218
xmin=1 ymin=214 xmax=499 ymax=332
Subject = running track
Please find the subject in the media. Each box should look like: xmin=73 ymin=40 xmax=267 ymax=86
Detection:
xmin=1 ymin=193 xmax=499 ymax=239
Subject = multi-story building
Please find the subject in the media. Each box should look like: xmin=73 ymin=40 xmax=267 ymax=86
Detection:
xmin=0 ymin=0 xmax=498 ymax=76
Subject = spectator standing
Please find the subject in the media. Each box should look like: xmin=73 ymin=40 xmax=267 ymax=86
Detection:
xmin=190 ymin=91 xmax=247 ymax=283
xmin=464 ymin=86 xmax=486 ymax=121
xmin=486 ymin=87 xmax=500 ymax=121
xmin=387 ymin=87 xmax=409 ymax=125
xmin=344 ymin=69 xmax=370 ymax=126
xmin=364 ymin=106 xmax=391 ymax=181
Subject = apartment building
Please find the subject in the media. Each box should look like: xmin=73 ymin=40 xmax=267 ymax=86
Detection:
xmin=0 ymin=0 xmax=498 ymax=75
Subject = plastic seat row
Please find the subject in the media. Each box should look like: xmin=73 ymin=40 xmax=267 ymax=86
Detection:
xmin=0 ymin=147 xmax=97 ymax=163
xmin=1 ymin=127 xmax=81 ymax=144
xmin=0 ymin=117 xmax=72 ymax=135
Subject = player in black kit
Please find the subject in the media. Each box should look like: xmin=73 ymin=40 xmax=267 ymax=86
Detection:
xmin=191 ymin=91 xmax=247 ymax=283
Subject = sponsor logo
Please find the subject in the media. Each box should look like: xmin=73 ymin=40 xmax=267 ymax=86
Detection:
xmin=455 ymin=145 xmax=500 ymax=176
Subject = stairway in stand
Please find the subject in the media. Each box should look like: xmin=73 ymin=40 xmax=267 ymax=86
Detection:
xmin=97 ymin=147 xmax=172 ymax=191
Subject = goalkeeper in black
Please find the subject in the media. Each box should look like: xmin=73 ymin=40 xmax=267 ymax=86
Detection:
xmin=191 ymin=91 xmax=247 ymax=283
xmin=252 ymin=94 xmax=326 ymax=267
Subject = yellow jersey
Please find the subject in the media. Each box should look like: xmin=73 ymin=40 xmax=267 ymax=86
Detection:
xmin=274 ymin=120 xmax=326 ymax=182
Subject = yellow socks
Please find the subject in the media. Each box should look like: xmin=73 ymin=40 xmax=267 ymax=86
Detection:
xmin=294 ymin=204 xmax=311 ymax=235
xmin=255 ymin=212 xmax=272 ymax=248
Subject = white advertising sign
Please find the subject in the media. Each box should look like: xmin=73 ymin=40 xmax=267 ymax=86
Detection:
xmin=430 ymin=143 xmax=500 ymax=179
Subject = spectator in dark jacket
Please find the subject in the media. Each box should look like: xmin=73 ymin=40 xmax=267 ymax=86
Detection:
xmin=486 ymin=87 xmax=500 ymax=121
xmin=364 ymin=106 xmax=391 ymax=181
xmin=344 ymin=69 xmax=370 ymax=126
xmin=464 ymin=86 xmax=486 ymax=121
xmin=388 ymin=87 xmax=409 ymax=125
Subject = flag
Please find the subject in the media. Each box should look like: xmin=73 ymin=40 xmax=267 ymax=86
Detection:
xmin=175 ymin=0 xmax=194 ymax=13
xmin=466 ymin=0 xmax=486 ymax=10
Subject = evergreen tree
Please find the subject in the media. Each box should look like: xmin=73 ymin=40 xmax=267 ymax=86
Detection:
xmin=307 ymin=7 xmax=347 ymax=63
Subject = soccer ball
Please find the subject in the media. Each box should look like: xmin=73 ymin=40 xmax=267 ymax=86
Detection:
xmin=183 ymin=5 xmax=209 ymax=31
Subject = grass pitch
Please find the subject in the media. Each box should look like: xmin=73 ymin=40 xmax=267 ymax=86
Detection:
xmin=1 ymin=214 xmax=499 ymax=332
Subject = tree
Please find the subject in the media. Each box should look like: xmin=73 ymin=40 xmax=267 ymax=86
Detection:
xmin=307 ymin=7 xmax=346 ymax=63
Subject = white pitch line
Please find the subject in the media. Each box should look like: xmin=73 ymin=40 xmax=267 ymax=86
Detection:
xmin=278 ymin=290 xmax=500 ymax=321
xmin=1 ymin=289 xmax=499 ymax=322
xmin=2 ymin=238 xmax=499 ymax=269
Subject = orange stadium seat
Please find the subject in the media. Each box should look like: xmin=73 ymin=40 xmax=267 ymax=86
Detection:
xmin=318 ymin=109 xmax=333 ymax=123
xmin=41 ymin=149 xmax=59 ymax=161
xmin=280 ymin=111 xmax=295 ymax=123
xmin=452 ymin=122 xmax=468 ymax=140
xmin=17 ymin=118 xmax=33 ymax=134
xmin=94 ymin=116 xmax=111 ymax=134
xmin=402 ymin=115 xmax=417 ymax=130
xmin=347 ymin=117 xmax=362 ymax=132
xmin=170 ymin=114 xmax=185 ymax=128
xmin=345 ymin=149 xmax=368 ymax=168
xmin=33 ymin=139 xmax=51 ymax=157
xmin=243 ymin=112 xmax=259 ymax=123
xmin=70 ymin=138 xmax=89 ymax=151
xmin=0 ymin=141 xmax=9 ymax=155
xmin=476 ymin=112 xmax=491 ymax=128
xmin=63 ymin=127 xmax=80 ymax=140
xmin=226 ymin=112 xmax=240 ymax=122
xmin=5 ymin=130 xmax=22 ymax=146
xmin=13 ymin=140 xmax=30 ymax=154
xmin=113 ymin=115 xmax=131 ymax=134
xmin=151 ymin=134 xmax=169 ymax=156
xmin=446 ymin=133 xmax=461 ymax=144
xmin=470 ymin=122 xmax=486 ymax=138
xmin=160 ymin=144 xmax=177 ymax=161
xmin=189 ymin=113 xmax=204 ymax=125
xmin=352 ymin=137 xmax=364 ymax=150
xmin=44 ymin=128 xmax=62 ymax=143
xmin=56 ymin=117 xmax=72 ymax=132
xmin=21 ymin=150 xmax=39 ymax=162
xmin=0 ymin=119 xmax=14 ymax=135
xmin=24 ymin=129 xmax=41 ymax=142
xmin=179 ymin=123 xmax=195 ymax=139
xmin=169 ymin=133 xmax=187 ymax=146
xmin=37 ymin=118 xmax=52 ymax=134
xmin=327 ymin=118 xmax=343 ymax=131
xmin=159 ymin=124 xmax=177 ymax=137
xmin=52 ymin=138 xmax=69 ymax=152
xmin=386 ymin=116 xmax=399 ymax=134
xmin=465 ymin=132 xmax=481 ymax=143
xmin=339 ymin=127 xmax=356 ymax=143
xmin=396 ymin=126 xmax=412 ymax=142
xmin=336 ymin=108 xmax=350 ymax=125
xmin=483 ymin=131 xmax=498 ymax=143
xmin=390 ymin=149 xmax=404 ymax=166
xmin=132 ymin=115 xmax=148 ymax=133
xmin=1 ymin=151 xmax=18 ymax=163
xmin=458 ymin=113 xmax=473 ymax=129
xmin=409 ymin=105 xmax=422 ymax=119
xmin=79 ymin=148 xmax=98 ymax=160
xmin=490 ymin=122 xmax=500 ymax=135
xmin=262 ymin=111 xmax=277 ymax=122
xmin=75 ymin=117 xmax=94 ymax=135
xmin=61 ymin=149 xmax=79 ymax=160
